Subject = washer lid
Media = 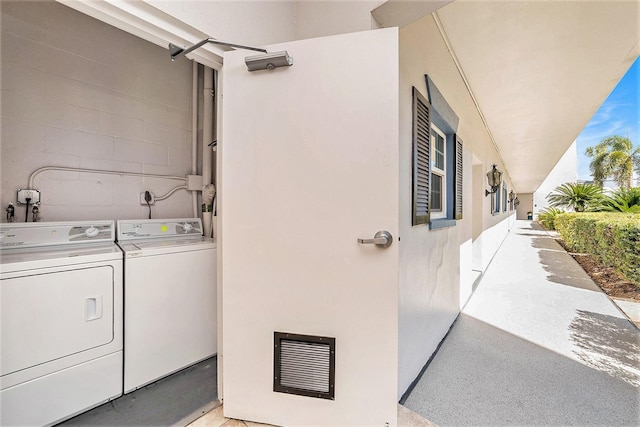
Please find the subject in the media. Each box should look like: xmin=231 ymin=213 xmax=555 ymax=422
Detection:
xmin=118 ymin=237 xmax=215 ymax=257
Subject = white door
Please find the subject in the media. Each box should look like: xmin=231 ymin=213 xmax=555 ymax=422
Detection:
xmin=221 ymin=28 xmax=399 ymax=426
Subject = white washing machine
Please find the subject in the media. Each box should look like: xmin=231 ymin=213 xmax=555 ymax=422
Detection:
xmin=117 ymin=218 xmax=217 ymax=393
xmin=0 ymin=221 xmax=123 ymax=427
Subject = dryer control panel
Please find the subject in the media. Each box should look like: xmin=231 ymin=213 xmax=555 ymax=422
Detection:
xmin=117 ymin=218 xmax=203 ymax=241
xmin=0 ymin=221 xmax=115 ymax=249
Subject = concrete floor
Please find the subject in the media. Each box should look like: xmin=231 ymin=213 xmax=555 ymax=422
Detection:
xmin=403 ymin=221 xmax=640 ymax=426
xmin=59 ymin=357 xmax=218 ymax=427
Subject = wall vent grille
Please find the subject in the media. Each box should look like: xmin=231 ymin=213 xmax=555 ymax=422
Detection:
xmin=274 ymin=332 xmax=335 ymax=400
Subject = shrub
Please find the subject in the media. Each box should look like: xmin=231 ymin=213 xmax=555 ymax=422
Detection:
xmin=596 ymin=187 xmax=640 ymax=213
xmin=537 ymin=207 xmax=565 ymax=230
xmin=555 ymin=212 xmax=640 ymax=283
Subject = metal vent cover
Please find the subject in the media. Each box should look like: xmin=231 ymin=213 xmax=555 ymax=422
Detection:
xmin=274 ymin=332 xmax=335 ymax=400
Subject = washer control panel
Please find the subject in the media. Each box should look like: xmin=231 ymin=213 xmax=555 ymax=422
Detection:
xmin=0 ymin=221 xmax=115 ymax=249
xmin=117 ymin=218 xmax=203 ymax=241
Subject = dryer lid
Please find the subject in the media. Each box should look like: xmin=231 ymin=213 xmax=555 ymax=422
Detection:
xmin=0 ymin=221 xmax=115 ymax=250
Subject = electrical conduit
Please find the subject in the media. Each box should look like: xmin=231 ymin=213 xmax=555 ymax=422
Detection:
xmin=28 ymin=166 xmax=186 ymax=189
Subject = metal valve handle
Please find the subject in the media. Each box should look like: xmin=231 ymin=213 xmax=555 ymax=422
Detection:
xmin=357 ymin=230 xmax=393 ymax=248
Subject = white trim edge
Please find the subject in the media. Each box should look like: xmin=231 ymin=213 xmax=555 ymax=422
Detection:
xmin=56 ymin=0 xmax=223 ymax=69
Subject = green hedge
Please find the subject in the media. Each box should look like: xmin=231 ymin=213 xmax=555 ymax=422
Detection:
xmin=554 ymin=212 xmax=640 ymax=284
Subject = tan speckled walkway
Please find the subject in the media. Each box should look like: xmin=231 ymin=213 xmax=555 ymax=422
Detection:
xmin=403 ymin=221 xmax=640 ymax=426
xmin=187 ymin=403 xmax=437 ymax=427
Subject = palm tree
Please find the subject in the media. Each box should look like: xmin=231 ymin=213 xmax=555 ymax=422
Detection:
xmin=547 ymin=182 xmax=603 ymax=212
xmin=585 ymin=136 xmax=640 ymax=188
xmin=597 ymin=186 xmax=640 ymax=213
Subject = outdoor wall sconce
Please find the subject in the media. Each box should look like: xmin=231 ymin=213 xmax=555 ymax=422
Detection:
xmin=509 ymin=190 xmax=516 ymax=202
xmin=514 ymin=198 xmax=520 ymax=207
xmin=485 ymin=164 xmax=503 ymax=196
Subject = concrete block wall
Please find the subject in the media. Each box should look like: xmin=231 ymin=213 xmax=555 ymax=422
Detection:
xmin=1 ymin=0 xmax=194 ymax=222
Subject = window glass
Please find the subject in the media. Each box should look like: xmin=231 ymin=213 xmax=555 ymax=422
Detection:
xmin=434 ymin=132 xmax=445 ymax=170
xmin=430 ymin=126 xmax=446 ymax=217
xmin=431 ymin=174 xmax=442 ymax=211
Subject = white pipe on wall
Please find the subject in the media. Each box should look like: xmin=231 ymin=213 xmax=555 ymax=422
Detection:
xmin=202 ymin=66 xmax=214 ymax=237
xmin=155 ymin=185 xmax=188 ymax=201
xmin=203 ymin=67 xmax=213 ymax=187
xmin=28 ymin=166 xmax=185 ymax=189
xmin=192 ymin=61 xmax=199 ymax=218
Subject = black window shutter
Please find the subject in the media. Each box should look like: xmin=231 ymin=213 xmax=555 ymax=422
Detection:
xmin=412 ymin=87 xmax=431 ymax=226
xmin=454 ymin=135 xmax=463 ymax=220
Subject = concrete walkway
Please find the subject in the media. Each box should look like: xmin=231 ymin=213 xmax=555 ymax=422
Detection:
xmin=403 ymin=221 xmax=640 ymax=426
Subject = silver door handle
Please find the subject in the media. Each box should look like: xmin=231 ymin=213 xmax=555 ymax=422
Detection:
xmin=358 ymin=230 xmax=393 ymax=248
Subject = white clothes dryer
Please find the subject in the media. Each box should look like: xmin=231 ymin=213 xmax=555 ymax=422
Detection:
xmin=117 ymin=218 xmax=217 ymax=393
xmin=0 ymin=221 xmax=123 ymax=426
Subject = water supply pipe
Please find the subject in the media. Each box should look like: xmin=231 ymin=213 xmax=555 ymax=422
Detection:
xmin=202 ymin=66 xmax=214 ymax=237
xmin=191 ymin=61 xmax=199 ymax=218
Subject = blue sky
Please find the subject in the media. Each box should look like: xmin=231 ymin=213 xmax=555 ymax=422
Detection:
xmin=576 ymin=56 xmax=639 ymax=181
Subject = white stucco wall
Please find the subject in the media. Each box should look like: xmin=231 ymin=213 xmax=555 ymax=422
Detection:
xmin=516 ymin=193 xmax=534 ymax=220
xmin=458 ymin=146 xmax=475 ymax=308
xmin=533 ymin=141 xmax=577 ymax=217
xmin=149 ymin=0 xmax=380 ymax=46
xmin=397 ymin=14 xmax=515 ymax=397
xmin=1 ymin=0 xmax=194 ymax=221
xmin=147 ymin=0 xmax=297 ymax=46
xmin=294 ymin=1 xmax=380 ymax=40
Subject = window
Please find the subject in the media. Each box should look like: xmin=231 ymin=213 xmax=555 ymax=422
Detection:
xmin=492 ymin=185 xmax=501 ymax=215
xmin=502 ymin=185 xmax=508 ymax=212
xmin=412 ymin=84 xmax=463 ymax=228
